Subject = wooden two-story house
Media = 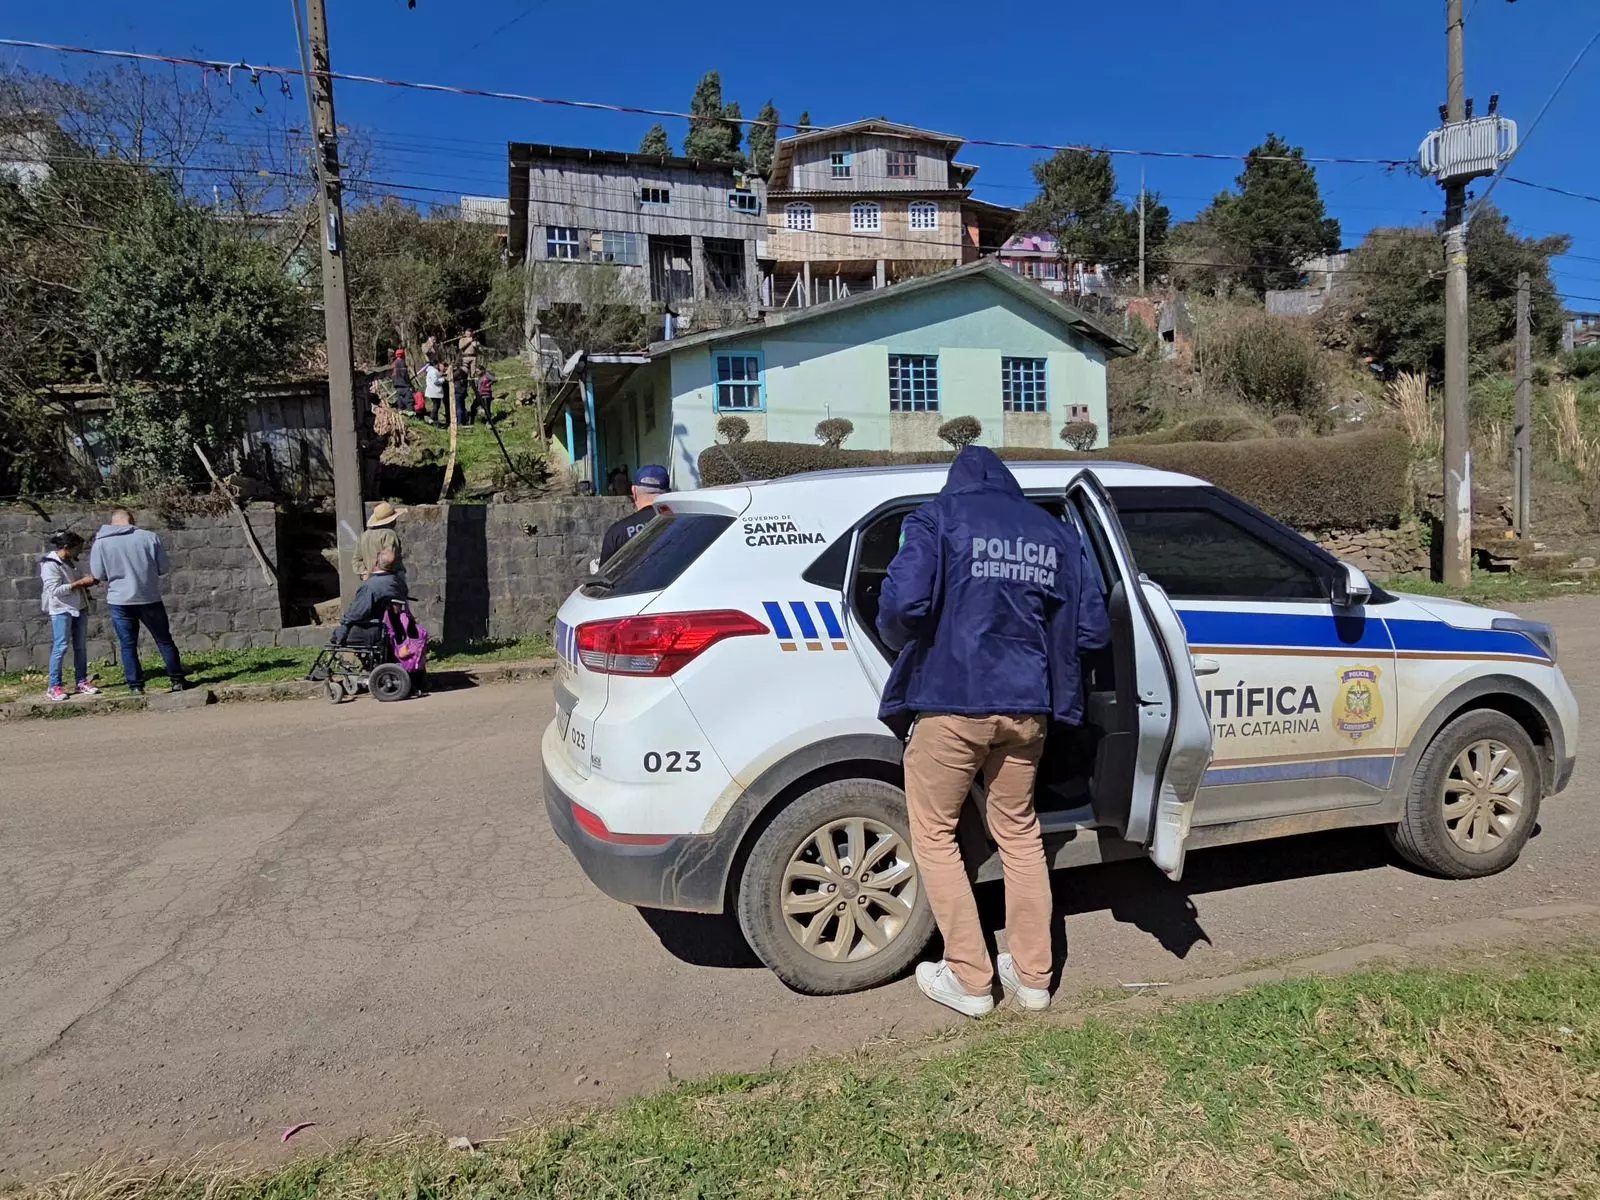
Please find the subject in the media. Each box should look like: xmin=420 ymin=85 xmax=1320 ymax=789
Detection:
xmin=763 ymin=119 xmax=1014 ymax=307
xmin=506 ymin=142 xmax=768 ymax=340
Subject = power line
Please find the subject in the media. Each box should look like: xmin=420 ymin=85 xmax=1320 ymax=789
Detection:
xmin=1467 ymin=20 xmax=1600 ymax=222
xmin=1505 ymin=176 xmax=1600 ymax=206
xmin=0 ymin=37 xmax=1415 ymax=167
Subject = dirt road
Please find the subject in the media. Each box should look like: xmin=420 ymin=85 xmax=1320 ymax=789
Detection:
xmin=2 ymin=598 xmax=1595 ymax=1180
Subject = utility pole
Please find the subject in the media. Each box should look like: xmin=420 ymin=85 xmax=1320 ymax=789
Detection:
xmin=1514 ymin=270 xmax=1532 ymax=536
xmin=1137 ymin=164 xmax=1146 ymax=296
xmin=298 ymin=0 xmax=365 ymax=603
xmin=1441 ymin=0 xmax=1472 ymax=586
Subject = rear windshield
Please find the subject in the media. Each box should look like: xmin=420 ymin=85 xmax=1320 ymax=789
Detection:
xmin=582 ymin=513 xmax=734 ymax=598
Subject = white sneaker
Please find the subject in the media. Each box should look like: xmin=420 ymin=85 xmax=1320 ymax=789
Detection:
xmin=915 ymin=961 xmax=994 ymax=1018
xmin=997 ymin=953 xmax=1052 ymax=1011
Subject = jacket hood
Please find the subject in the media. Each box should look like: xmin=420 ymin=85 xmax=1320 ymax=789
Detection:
xmin=94 ymin=524 xmax=139 ymax=538
xmin=941 ymin=446 xmax=1023 ymax=499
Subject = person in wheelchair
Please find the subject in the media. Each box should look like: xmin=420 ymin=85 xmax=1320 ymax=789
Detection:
xmin=336 ymin=546 xmax=406 ymax=649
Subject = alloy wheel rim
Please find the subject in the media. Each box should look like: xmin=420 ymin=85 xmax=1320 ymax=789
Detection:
xmin=780 ymin=817 xmax=918 ymax=963
xmin=1442 ymin=738 xmax=1526 ymax=853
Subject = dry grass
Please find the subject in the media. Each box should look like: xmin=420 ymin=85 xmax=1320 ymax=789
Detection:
xmin=1384 ymin=371 xmax=1440 ymax=453
xmin=1549 ymin=382 xmax=1599 ymax=476
xmin=12 ymin=950 xmax=1600 ymax=1200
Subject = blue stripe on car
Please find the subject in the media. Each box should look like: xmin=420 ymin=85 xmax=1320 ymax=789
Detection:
xmin=762 ymin=601 xmax=794 ymax=641
xmin=1177 ymin=609 xmax=1547 ymax=660
xmin=789 ymin=602 xmax=819 ymax=640
xmin=1203 ymin=754 xmax=1399 ymax=789
xmin=816 ymin=601 xmax=845 ymax=640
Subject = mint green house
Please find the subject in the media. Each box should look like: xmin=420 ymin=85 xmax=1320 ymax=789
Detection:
xmin=547 ymin=259 xmax=1134 ymax=490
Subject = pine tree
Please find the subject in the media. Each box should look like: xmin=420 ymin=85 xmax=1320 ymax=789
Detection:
xmin=683 ymin=71 xmax=741 ymax=165
xmin=1019 ymin=149 xmax=1160 ymax=292
xmin=638 ymin=123 xmax=672 ymax=156
xmin=796 ymin=110 xmax=812 ymax=131
xmin=748 ymin=100 xmax=779 ymax=175
xmin=722 ymin=100 xmax=746 ymax=168
xmin=1218 ymin=132 xmax=1341 ymax=294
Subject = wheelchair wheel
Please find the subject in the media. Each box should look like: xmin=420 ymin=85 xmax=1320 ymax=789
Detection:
xmin=369 ymin=663 xmax=412 ymax=703
xmin=324 ymin=679 xmax=345 ymax=704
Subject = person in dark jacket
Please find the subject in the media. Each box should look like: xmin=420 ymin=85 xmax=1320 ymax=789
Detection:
xmin=388 ymin=348 xmax=411 ymax=408
xmin=877 ymin=446 xmax=1110 ymax=1018
xmin=337 ymin=547 xmax=407 ymax=647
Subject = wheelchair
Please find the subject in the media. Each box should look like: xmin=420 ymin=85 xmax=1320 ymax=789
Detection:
xmin=306 ymin=601 xmax=427 ymax=704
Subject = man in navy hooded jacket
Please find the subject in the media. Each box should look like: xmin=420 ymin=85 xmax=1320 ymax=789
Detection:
xmin=877 ymin=446 xmax=1110 ymax=1017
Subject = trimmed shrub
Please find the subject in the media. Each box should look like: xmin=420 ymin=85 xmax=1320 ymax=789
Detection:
xmin=1060 ymin=420 xmax=1099 ymax=451
xmin=716 ymin=415 xmax=750 ymax=443
xmin=815 ymin=417 xmax=854 ymax=448
xmin=1119 ymin=415 xmax=1268 ymax=445
xmin=938 ymin=416 xmax=982 ymax=449
xmin=696 ymin=428 xmax=1409 ymax=531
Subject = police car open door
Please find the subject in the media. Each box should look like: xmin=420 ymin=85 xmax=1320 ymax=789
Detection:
xmin=1067 ymin=472 xmax=1213 ymax=882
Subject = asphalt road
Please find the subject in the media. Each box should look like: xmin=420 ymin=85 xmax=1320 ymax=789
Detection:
xmin=1 ymin=598 xmax=1595 ymax=1180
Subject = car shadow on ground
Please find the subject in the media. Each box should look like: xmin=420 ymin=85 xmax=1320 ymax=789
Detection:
xmin=639 ymin=827 xmax=1407 ymax=978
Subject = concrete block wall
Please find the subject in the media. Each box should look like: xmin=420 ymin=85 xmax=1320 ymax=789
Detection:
xmin=0 ymin=505 xmax=284 ymax=671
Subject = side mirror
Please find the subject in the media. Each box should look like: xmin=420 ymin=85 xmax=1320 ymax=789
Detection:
xmin=1332 ymin=561 xmax=1372 ymax=607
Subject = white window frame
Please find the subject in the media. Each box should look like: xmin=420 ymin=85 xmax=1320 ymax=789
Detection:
xmin=784 ymin=202 xmax=815 ymax=231
xmin=1001 ymin=356 xmax=1048 ymax=413
xmin=851 ymin=201 xmax=881 ymax=233
xmin=908 ymin=201 xmax=938 ymax=231
xmin=546 ymin=225 xmax=579 ymax=260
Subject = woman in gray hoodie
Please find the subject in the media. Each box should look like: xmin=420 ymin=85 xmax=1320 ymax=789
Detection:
xmin=39 ymin=531 xmax=100 ymax=701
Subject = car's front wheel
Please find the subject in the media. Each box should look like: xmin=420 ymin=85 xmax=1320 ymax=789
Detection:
xmin=736 ymin=779 xmax=936 ymax=995
xmin=1388 ymin=709 xmax=1542 ymax=878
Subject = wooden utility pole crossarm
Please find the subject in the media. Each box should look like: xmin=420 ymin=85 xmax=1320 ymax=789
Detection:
xmin=300 ymin=0 xmax=366 ymax=604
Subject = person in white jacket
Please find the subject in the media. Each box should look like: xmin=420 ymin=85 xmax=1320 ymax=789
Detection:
xmin=39 ymin=531 xmax=100 ymax=702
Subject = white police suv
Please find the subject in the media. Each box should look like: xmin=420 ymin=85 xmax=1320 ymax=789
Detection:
xmin=543 ymin=463 xmax=1579 ymax=994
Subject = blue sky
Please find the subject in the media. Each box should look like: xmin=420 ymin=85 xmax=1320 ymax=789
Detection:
xmin=6 ymin=0 xmax=1598 ymax=304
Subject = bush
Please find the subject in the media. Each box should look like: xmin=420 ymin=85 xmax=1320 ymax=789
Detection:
xmin=716 ymin=415 xmax=750 ymax=443
xmin=938 ymin=416 xmax=982 ymax=449
xmin=697 ymin=429 xmax=1409 ymax=531
xmin=1560 ymin=344 xmax=1600 ymax=380
xmin=1270 ymin=414 xmax=1307 ymax=438
xmin=1120 ymin=415 xmax=1268 ymax=445
xmin=1202 ymin=311 xmax=1327 ymax=419
xmin=1060 ymin=420 xmax=1099 ymax=450
xmin=815 ymin=417 xmax=854 ymax=448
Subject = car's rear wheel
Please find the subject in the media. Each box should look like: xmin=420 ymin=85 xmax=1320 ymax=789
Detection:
xmin=736 ymin=779 xmax=935 ymax=995
xmin=1388 ymin=709 xmax=1542 ymax=878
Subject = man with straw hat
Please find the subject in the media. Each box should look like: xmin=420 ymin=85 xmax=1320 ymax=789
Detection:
xmin=356 ymin=502 xmax=407 ymax=584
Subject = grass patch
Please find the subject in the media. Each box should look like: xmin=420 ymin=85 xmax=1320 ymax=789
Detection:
xmin=0 ymin=634 xmax=553 ymax=701
xmin=400 ymin=356 xmax=550 ymax=492
xmin=19 ymin=950 xmax=1600 ymax=1199
xmin=1388 ymin=571 xmax=1600 ymax=604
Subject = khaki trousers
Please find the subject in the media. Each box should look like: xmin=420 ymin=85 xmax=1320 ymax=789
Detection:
xmin=903 ymin=713 xmax=1051 ymax=994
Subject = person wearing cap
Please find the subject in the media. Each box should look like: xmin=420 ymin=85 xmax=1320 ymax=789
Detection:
xmin=388 ymin=348 xmax=410 ymax=408
xmin=597 ymin=464 xmax=668 ymax=565
xmin=356 ymin=502 xmax=406 ymax=583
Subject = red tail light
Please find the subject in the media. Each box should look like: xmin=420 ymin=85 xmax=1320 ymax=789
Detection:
xmin=574 ymin=610 xmax=768 ymax=676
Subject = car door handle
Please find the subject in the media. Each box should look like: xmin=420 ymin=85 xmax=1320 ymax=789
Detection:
xmin=1191 ymin=655 xmax=1221 ymax=677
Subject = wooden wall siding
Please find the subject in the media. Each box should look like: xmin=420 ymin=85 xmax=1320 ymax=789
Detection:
xmin=784 ymin=134 xmax=952 ymax=191
xmin=766 ymin=197 xmax=964 ymax=263
xmin=521 ymin=163 xmax=766 ymax=260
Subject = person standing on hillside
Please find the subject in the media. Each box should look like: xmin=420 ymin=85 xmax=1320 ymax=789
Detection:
xmin=423 ymin=358 xmax=447 ymax=425
xmin=876 ymin=446 xmax=1109 ymax=1018
xmin=89 ymin=508 xmax=191 ymax=694
xmin=388 ymin=348 xmax=411 ymax=409
xmin=458 ymin=328 xmax=481 ymax=377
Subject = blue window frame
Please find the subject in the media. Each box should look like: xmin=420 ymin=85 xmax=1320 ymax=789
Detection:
xmin=888 ymin=354 xmax=939 ymax=412
xmin=714 ymin=351 xmax=765 ymax=411
xmin=1001 ymin=357 xmax=1047 ymax=412
xmin=830 ymin=150 xmax=853 ymax=179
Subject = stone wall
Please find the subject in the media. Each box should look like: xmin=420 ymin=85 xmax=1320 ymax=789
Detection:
xmin=382 ymin=498 xmax=629 ymax=646
xmin=0 ymin=505 xmax=283 ymax=672
xmin=1 ymin=497 xmax=631 ymax=672
xmin=1307 ymin=524 xmax=1429 ymax=579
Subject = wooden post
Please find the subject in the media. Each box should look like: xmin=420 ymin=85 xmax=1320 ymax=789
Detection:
xmin=802 ymin=260 xmax=812 ymax=308
xmin=1514 ymin=271 xmax=1532 ymax=536
xmin=438 ymin=370 xmax=460 ymax=504
xmin=875 ymin=259 xmax=886 ymax=289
